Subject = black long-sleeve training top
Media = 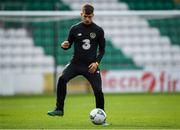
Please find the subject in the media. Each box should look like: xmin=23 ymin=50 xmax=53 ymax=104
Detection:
xmin=63 ymin=22 xmax=105 ymax=65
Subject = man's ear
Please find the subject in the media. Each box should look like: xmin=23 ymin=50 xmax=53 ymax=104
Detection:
xmin=81 ymin=12 xmax=83 ymax=16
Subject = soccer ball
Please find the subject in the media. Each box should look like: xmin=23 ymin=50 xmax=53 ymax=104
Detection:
xmin=89 ymin=108 xmax=106 ymax=125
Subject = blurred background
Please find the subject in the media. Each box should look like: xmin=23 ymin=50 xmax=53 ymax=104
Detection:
xmin=0 ymin=0 xmax=180 ymax=95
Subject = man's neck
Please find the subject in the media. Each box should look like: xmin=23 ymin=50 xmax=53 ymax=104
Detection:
xmin=82 ymin=22 xmax=93 ymax=26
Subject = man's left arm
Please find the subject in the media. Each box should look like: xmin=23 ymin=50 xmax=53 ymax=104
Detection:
xmin=88 ymin=28 xmax=105 ymax=73
xmin=96 ymin=28 xmax=105 ymax=64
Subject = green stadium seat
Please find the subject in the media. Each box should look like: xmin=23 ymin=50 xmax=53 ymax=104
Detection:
xmin=119 ymin=0 xmax=175 ymax=10
xmin=148 ymin=17 xmax=180 ymax=46
xmin=0 ymin=0 xmax=71 ymax=11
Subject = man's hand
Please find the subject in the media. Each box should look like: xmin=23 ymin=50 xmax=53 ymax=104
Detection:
xmin=88 ymin=62 xmax=99 ymax=73
xmin=61 ymin=41 xmax=70 ymax=49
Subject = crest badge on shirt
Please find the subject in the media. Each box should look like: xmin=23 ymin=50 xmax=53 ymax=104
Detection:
xmin=90 ymin=32 xmax=96 ymax=39
xmin=77 ymin=33 xmax=82 ymax=36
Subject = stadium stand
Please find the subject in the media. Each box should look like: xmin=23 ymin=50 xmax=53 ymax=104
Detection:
xmin=0 ymin=28 xmax=54 ymax=73
xmin=62 ymin=0 xmax=180 ymax=69
xmin=0 ymin=0 xmax=141 ymax=71
xmin=0 ymin=0 xmax=69 ymax=73
xmin=119 ymin=0 xmax=176 ymax=10
xmin=0 ymin=0 xmax=180 ymax=74
xmin=0 ymin=0 xmax=70 ymax=10
xmin=117 ymin=0 xmax=180 ymax=68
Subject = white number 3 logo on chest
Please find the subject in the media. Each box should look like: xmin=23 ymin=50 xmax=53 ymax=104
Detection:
xmin=82 ymin=39 xmax=91 ymax=50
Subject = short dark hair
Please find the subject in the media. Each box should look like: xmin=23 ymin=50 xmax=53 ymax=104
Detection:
xmin=82 ymin=3 xmax=94 ymax=15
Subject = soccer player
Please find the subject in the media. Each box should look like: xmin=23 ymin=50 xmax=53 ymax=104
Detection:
xmin=48 ymin=3 xmax=105 ymax=117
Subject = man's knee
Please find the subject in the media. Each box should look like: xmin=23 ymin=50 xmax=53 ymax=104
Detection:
xmin=58 ymin=75 xmax=68 ymax=84
xmin=94 ymin=90 xmax=104 ymax=97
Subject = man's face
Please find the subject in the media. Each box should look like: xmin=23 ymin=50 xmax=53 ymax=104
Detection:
xmin=81 ymin=12 xmax=94 ymax=25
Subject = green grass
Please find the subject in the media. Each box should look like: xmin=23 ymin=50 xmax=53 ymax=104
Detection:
xmin=0 ymin=93 xmax=180 ymax=129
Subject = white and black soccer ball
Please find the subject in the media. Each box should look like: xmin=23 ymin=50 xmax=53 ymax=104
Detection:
xmin=89 ymin=108 xmax=106 ymax=125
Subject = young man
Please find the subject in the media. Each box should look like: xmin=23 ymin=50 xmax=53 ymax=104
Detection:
xmin=48 ymin=3 xmax=105 ymax=116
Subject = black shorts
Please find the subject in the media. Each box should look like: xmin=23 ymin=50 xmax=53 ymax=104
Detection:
xmin=60 ymin=62 xmax=102 ymax=93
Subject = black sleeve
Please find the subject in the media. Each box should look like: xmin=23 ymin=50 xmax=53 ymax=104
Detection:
xmin=96 ymin=28 xmax=105 ymax=63
xmin=61 ymin=26 xmax=74 ymax=50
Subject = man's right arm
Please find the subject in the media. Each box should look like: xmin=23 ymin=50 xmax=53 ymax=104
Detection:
xmin=61 ymin=41 xmax=70 ymax=49
xmin=61 ymin=26 xmax=74 ymax=50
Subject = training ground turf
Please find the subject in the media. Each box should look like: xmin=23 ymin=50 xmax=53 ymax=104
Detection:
xmin=0 ymin=93 xmax=180 ymax=129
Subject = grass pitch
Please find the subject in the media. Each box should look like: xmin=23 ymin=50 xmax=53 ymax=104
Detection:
xmin=0 ymin=93 xmax=180 ymax=129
